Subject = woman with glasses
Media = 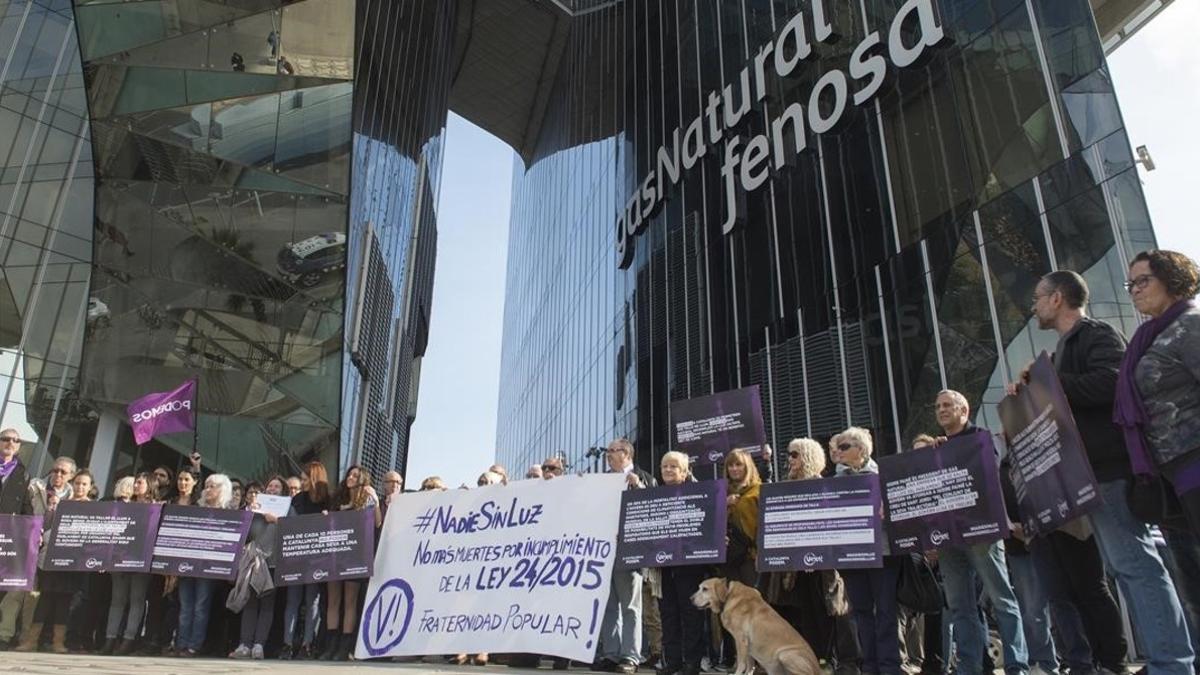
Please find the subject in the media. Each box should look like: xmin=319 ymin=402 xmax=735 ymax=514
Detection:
xmin=318 ymin=464 xmax=380 ymax=661
xmin=281 ymin=461 xmax=330 ymax=660
xmin=1116 ymin=249 xmax=1200 ymax=534
xmin=102 ymin=472 xmax=160 ymax=655
xmin=831 ymin=427 xmax=902 ymax=675
xmin=762 ymin=438 xmax=861 ymax=675
xmin=172 ymin=474 xmax=235 ymax=657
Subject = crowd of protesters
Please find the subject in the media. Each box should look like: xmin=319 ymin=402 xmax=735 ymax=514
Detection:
xmin=0 ymin=249 xmax=1197 ymax=675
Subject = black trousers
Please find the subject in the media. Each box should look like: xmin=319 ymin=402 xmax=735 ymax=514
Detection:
xmin=1032 ymin=530 xmax=1128 ymax=671
xmin=659 ymin=566 xmax=708 ymax=669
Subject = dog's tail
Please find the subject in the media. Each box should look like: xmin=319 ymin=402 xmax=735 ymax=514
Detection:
xmin=778 ymin=647 xmax=821 ymax=675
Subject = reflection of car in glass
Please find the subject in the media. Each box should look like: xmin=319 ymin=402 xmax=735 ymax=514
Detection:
xmin=277 ymin=232 xmax=346 ymax=287
xmin=87 ymin=297 xmax=110 ymax=326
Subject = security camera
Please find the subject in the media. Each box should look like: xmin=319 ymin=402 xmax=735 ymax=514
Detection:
xmin=1135 ymin=145 xmax=1156 ymax=172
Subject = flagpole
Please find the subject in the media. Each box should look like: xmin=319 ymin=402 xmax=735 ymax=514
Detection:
xmin=191 ymin=376 xmax=199 ymax=459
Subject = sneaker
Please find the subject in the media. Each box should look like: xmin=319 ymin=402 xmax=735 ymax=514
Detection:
xmin=252 ymin=644 xmax=264 ymax=660
xmin=230 ymin=644 xmax=252 ymax=659
xmin=617 ymin=659 xmax=639 ymax=674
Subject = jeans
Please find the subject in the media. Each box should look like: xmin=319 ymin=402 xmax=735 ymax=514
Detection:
xmin=1007 ymin=552 xmax=1058 ymax=672
xmin=1090 ymin=479 xmax=1193 ymax=675
xmin=845 ymin=561 xmax=903 ymax=675
xmin=1161 ymin=527 xmax=1200 ymax=660
xmin=284 ymin=583 xmax=321 ymax=647
xmin=106 ymin=573 xmax=150 ymax=640
xmin=600 ymin=569 xmax=643 ymax=664
xmin=939 ymin=540 xmax=1028 ymax=674
xmin=240 ymin=589 xmax=275 ymax=647
xmin=659 ymin=565 xmax=707 ymax=670
xmin=177 ymin=578 xmax=215 ymax=652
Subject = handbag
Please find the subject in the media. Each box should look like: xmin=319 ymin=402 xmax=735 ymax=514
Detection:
xmin=1127 ymin=474 xmax=1188 ymax=530
xmin=896 ymin=553 xmax=944 ymax=613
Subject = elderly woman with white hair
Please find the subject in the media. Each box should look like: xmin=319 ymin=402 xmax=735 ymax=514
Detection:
xmin=831 ymin=427 xmax=902 ymax=675
xmin=762 ymin=438 xmax=862 ymax=674
xmin=655 ymin=451 xmax=708 ymax=675
xmin=173 ymin=473 xmax=234 ymax=657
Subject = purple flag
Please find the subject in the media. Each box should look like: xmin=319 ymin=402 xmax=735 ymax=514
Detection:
xmin=0 ymin=515 xmax=42 ymax=591
xmin=127 ymin=380 xmax=196 ymax=445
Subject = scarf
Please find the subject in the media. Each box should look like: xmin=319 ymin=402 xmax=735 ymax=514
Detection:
xmin=0 ymin=457 xmax=18 ymax=481
xmin=1113 ymin=299 xmax=1195 ymax=475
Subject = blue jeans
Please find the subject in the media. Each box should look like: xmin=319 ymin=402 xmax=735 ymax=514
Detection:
xmin=1090 ymin=479 xmax=1193 ymax=675
xmin=1162 ymin=527 xmax=1200 ymax=660
xmin=600 ymin=570 xmax=643 ymax=664
xmin=284 ymin=583 xmax=321 ymax=647
xmin=1007 ymin=552 xmax=1058 ymax=672
xmin=844 ymin=562 xmax=902 ymax=675
xmin=177 ymin=578 xmax=215 ymax=652
xmin=939 ymin=540 xmax=1028 ymax=674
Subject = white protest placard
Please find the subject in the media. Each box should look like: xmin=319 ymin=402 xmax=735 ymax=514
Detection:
xmin=254 ymin=494 xmax=292 ymax=519
xmin=355 ymin=474 xmax=624 ymax=662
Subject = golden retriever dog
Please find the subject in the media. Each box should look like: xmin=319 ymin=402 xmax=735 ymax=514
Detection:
xmin=691 ymin=577 xmax=821 ymax=675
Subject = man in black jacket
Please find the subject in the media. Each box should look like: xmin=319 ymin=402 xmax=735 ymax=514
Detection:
xmin=0 ymin=428 xmax=34 ymax=646
xmin=1012 ymin=270 xmax=1192 ymax=674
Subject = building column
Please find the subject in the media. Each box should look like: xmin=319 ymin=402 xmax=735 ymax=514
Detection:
xmin=88 ymin=410 xmax=121 ymax=492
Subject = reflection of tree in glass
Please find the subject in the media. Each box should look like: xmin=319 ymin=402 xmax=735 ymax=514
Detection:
xmin=209 ymin=226 xmax=267 ymax=323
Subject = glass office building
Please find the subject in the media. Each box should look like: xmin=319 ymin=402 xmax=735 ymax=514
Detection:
xmin=494 ymin=0 xmax=1158 ymax=475
xmin=1 ymin=0 xmax=451 ymax=485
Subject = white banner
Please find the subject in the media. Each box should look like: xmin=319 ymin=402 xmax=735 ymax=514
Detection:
xmin=355 ymin=474 xmax=624 ymax=661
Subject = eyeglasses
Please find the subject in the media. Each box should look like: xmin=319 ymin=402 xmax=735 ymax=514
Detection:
xmin=1124 ymin=274 xmax=1154 ymax=293
xmin=0 ymin=436 xmax=19 ymax=444
xmin=542 ymin=465 xmax=563 ymax=473
xmin=49 ymin=468 xmax=70 ymax=475
xmin=837 ymin=443 xmax=855 ymax=451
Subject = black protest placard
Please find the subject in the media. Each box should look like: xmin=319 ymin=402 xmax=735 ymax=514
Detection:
xmin=151 ymin=505 xmax=252 ymax=580
xmin=757 ymin=474 xmax=885 ymax=572
xmin=0 ymin=514 xmax=42 ymax=590
xmin=670 ymin=386 xmax=766 ymax=465
xmin=274 ymin=509 xmax=375 ymax=586
xmin=44 ymin=500 xmax=162 ymax=572
xmin=879 ymin=430 xmax=1009 ymax=552
xmin=998 ymin=352 xmax=1101 ymax=536
xmin=615 ymin=480 xmax=726 ymax=570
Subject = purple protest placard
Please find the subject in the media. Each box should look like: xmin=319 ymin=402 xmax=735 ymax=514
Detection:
xmin=127 ymin=379 xmax=196 ymax=445
xmin=0 ymin=515 xmax=43 ymax=591
xmin=615 ymin=480 xmax=726 ymax=570
xmin=151 ymin=505 xmax=252 ymax=580
xmin=44 ymin=501 xmax=162 ymax=572
xmin=878 ymin=430 xmax=1008 ymax=552
xmin=998 ymin=352 xmax=1102 ymax=537
xmin=757 ymin=474 xmax=885 ymax=571
xmin=275 ymin=509 xmax=375 ymax=586
xmin=671 ymin=386 xmax=766 ymax=465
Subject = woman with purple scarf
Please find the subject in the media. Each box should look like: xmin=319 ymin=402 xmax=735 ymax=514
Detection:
xmin=1115 ymin=249 xmax=1200 ymax=532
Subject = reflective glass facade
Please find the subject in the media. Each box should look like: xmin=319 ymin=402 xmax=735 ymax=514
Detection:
xmin=1 ymin=0 xmax=449 ymax=483
xmin=496 ymin=0 xmax=1156 ymax=475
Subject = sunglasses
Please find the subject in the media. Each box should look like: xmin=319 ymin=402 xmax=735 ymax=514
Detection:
xmin=50 ymin=468 xmax=70 ymax=475
xmin=788 ymin=451 xmax=801 ymax=458
xmin=837 ymin=443 xmax=855 ymax=451
xmin=0 ymin=436 xmax=19 ymax=443
xmin=542 ymin=464 xmax=563 ymax=473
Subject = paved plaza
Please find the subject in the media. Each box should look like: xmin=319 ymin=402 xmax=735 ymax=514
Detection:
xmin=0 ymin=652 xmax=550 ymax=674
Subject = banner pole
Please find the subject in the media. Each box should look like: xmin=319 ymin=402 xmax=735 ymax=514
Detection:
xmin=191 ymin=377 xmax=199 ymax=458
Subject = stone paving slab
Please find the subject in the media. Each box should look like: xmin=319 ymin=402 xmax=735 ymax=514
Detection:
xmin=0 ymin=652 xmax=551 ymax=674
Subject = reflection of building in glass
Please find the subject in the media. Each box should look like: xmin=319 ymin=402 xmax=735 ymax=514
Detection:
xmin=2 ymin=0 xmax=451 ymax=485
xmin=490 ymin=0 xmax=1160 ymax=476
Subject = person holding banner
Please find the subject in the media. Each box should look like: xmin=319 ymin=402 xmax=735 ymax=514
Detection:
xmin=14 ymin=456 xmax=78 ymax=653
xmin=831 ymin=428 xmax=902 ymax=675
xmin=173 ymin=473 xmax=235 ymax=657
xmin=229 ymin=478 xmax=286 ymax=660
xmin=654 ymin=451 xmax=709 ymax=675
xmin=318 ymin=464 xmax=380 ymax=662
xmin=596 ymin=438 xmax=656 ymax=675
xmin=723 ymin=449 xmax=762 ymax=587
xmin=0 ymin=428 xmax=34 ymax=648
xmin=932 ymin=391 xmax=1029 ymax=675
xmin=281 ymin=461 xmax=330 ymax=660
xmin=1018 ymin=268 xmax=1191 ymax=675
xmin=102 ymin=472 xmax=160 ymax=656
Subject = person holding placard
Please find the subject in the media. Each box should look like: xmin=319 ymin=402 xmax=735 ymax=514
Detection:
xmin=173 ymin=474 xmax=235 ymax=658
xmin=14 ymin=456 xmax=77 ymax=653
xmin=280 ymin=461 xmax=330 ymax=660
xmin=656 ymin=451 xmax=709 ymax=675
xmin=102 ymin=472 xmax=159 ymax=656
xmin=932 ymin=391 xmax=1028 ymax=675
xmin=0 ymin=429 xmax=34 ymax=648
xmin=317 ymin=464 xmax=380 ymax=662
xmin=229 ymin=477 xmax=287 ymax=660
